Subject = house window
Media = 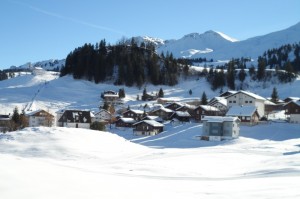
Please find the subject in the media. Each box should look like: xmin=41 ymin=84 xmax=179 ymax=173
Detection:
xmin=246 ymin=117 xmax=251 ymax=120
xmin=249 ymin=101 xmax=253 ymax=103
xmin=202 ymin=111 xmax=205 ymax=114
xmin=296 ymin=109 xmax=298 ymax=113
xmin=245 ymin=101 xmax=248 ymax=103
xmin=229 ymin=101 xmax=232 ymax=103
xmin=233 ymin=101 xmax=236 ymax=103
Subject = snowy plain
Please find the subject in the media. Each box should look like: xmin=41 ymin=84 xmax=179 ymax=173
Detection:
xmin=0 ymin=71 xmax=300 ymax=198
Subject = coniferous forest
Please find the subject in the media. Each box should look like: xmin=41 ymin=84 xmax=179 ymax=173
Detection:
xmin=60 ymin=39 xmax=180 ymax=87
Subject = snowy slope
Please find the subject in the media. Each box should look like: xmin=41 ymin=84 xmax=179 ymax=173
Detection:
xmin=0 ymin=124 xmax=300 ymax=199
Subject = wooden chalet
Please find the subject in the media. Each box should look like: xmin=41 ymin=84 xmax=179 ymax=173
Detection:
xmin=57 ymin=110 xmax=94 ymax=129
xmin=0 ymin=114 xmax=11 ymax=132
xmin=226 ymin=105 xmax=259 ymax=125
xmin=283 ymin=100 xmax=300 ymax=123
xmin=133 ymin=120 xmax=164 ymax=136
xmin=115 ymin=117 xmax=136 ymax=128
xmin=170 ymin=111 xmax=191 ymax=122
xmin=149 ymin=106 xmax=174 ymax=120
xmin=193 ymin=105 xmax=221 ymax=121
xmin=122 ymin=109 xmax=145 ymax=121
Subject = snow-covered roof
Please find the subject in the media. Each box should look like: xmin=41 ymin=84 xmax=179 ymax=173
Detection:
xmin=152 ymin=106 xmax=173 ymax=113
xmin=0 ymin=115 xmax=10 ymax=121
xmin=174 ymin=111 xmax=191 ymax=117
xmin=133 ymin=120 xmax=164 ymax=127
xmin=226 ymin=90 xmax=266 ymax=101
xmin=26 ymin=109 xmax=53 ymax=117
xmin=104 ymin=94 xmax=119 ymax=97
xmin=202 ymin=116 xmax=240 ymax=123
xmin=208 ymin=97 xmax=227 ymax=106
xmin=199 ymin=105 xmax=220 ymax=111
xmin=226 ymin=106 xmax=258 ymax=117
xmin=118 ymin=117 xmax=136 ymax=123
xmin=142 ymin=115 xmax=162 ymax=121
xmin=94 ymin=109 xmax=111 ymax=115
xmin=284 ymin=97 xmax=300 ymax=101
xmin=127 ymin=109 xmax=144 ymax=114
xmin=264 ymin=100 xmax=276 ymax=105
xmin=165 ymin=102 xmax=184 ymax=108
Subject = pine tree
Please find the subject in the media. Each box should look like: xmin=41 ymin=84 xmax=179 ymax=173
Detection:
xmin=12 ymin=107 xmax=20 ymax=125
xmin=142 ymin=87 xmax=147 ymax=101
xmin=158 ymin=88 xmax=164 ymax=98
xmin=271 ymin=87 xmax=279 ymax=103
xmin=257 ymin=56 xmax=266 ymax=81
xmin=201 ymin=92 xmax=208 ymax=105
xmin=189 ymin=89 xmax=192 ymax=95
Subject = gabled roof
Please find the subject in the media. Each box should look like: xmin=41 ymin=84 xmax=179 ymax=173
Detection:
xmin=152 ymin=106 xmax=173 ymax=113
xmin=202 ymin=116 xmax=240 ymax=123
xmin=226 ymin=90 xmax=266 ymax=101
xmin=58 ymin=110 xmax=92 ymax=123
xmin=197 ymin=105 xmax=220 ymax=111
xmin=208 ymin=97 xmax=227 ymax=106
xmin=284 ymin=100 xmax=300 ymax=107
xmin=142 ymin=115 xmax=163 ymax=122
xmin=133 ymin=120 xmax=164 ymax=127
xmin=219 ymin=90 xmax=237 ymax=97
xmin=226 ymin=106 xmax=258 ymax=117
xmin=26 ymin=109 xmax=54 ymax=117
xmin=165 ymin=102 xmax=184 ymax=108
xmin=284 ymin=97 xmax=300 ymax=102
xmin=172 ymin=111 xmax=191 ymax=117
xmin=123 ymin=109 xmax=144 ymax=115
xmin=117 ymin=117 xmax=136 ymax=123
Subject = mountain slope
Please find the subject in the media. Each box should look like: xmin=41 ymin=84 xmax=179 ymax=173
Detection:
xmin=151 ymin=22 xmax=300 ymax=60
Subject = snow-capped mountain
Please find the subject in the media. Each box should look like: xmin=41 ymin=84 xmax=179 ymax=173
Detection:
xmin=137 ymin=22 xmax=300 ymax=60
xmin=10 ymin=59 xmax=65 ymax=71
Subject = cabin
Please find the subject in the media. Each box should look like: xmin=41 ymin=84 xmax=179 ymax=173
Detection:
xmin=94 ymin=109 xmax=112 ymax=123
xmin=192 ymin=105 xmax=221 ymax=121
xmin=283 ymin=100 xmax=300 ymax=123
xmin=102 ymin=90 xmax=119 ymax=104
xmin=149 ymin=106 xmax=174 ymax=120
xmin=143 ymin=93 xmax=158 ymax=101
xmin=202 ymin=116 xmax=240 ymax=141
xmin=57 ymin=110 xmax=94 ymax=129
xmin=26 ymin=109 xmax=54 ymax=127
xmin=0 ymin=114 xmax=11 ymax=132
xmin=133 ymin=120 xmax=164 ymax=136
xmin=283 ymin=97 xmax=300 ymax=103
xmin=165 ymin=102 xmax=184 ymax=111
xmin=122 ymin=109 xmax=145 ymax=121
xmin=208 ymin=97 xmax=228 ymax=114
xmin=115 ymin=117 xmax=136 ymax=128
xmin=226 ymin=106 xmax=259 ymax=125
xmin=225 ymin=90 xmax=266 ymax=118
xmin=170 ymin=111 xmax=191 ymax=122
xmin=142 ymin=115 xmax=163 ymax=123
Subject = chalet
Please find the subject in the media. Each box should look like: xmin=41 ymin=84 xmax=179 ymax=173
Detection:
xmin=283 ymin=97 xmax=300 ymax=103
xmin=57 ymin=110 xmax=94 ymax=129
xmin=0 ymin=114 xmax=11 ymax=132
xmin=102 ymin=90 xmax=119 ymax=104
xmin=226 ymin=106 xmax=259 ymax=125
xmin=122 ymin=109 xmax=145 ymax=121
xmin=175 ymin=104 xmax=197 ymax=115
xmin=94 ymin=109 xmax=112 ymax=123
xmin=149 ymin=106 xmax=174 ymax=120
xmin=142 ymin=115 xmax=163 ymax=123
xmin=115 ymin=117 xmax=136 ymax=128
xmin=284 ymin=100 xmax=300 ymax=123
xmin=193 ymin=105 xmax=221 ymax=121
xmin=202 ymin=116 xmax=240 ymax=141
xmin=208 ymin=97 xmax=228 ymax=114
xmin=26 ymin=109 xmax=54 ymax=127
xmin=225 ymin=90 xmax=266 ymax=118
xmin=143 ymin=93 xmax=157 ymax=101
xmin=165 ymin=102 xmax=184 ymax=111
xmin=133 ymin=120 xmax=164 ymax=136
xmin=170 ymin=111 xmax=191 ymax=122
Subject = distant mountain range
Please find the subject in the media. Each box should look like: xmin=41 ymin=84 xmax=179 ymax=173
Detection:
xmin=10 ymin=22 xmax=300 ymax=70
xmin=136 ymin=21 xmax=300 ymax=61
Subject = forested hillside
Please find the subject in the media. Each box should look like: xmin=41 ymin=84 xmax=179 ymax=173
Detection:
xmin=60 ymin=39 xmax=181 ymax=87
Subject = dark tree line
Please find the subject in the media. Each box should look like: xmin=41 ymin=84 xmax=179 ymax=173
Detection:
xmin=0 ymin=70 xmax=8 ymax=81
xmin=60 ymin=38 xmax=180 ymax=86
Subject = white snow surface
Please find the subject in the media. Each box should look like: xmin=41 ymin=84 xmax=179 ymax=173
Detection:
xmin=1 ymin=71 xmax=300 ymax=198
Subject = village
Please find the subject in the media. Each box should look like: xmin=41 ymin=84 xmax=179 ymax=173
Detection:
xmin=1 ymin=86 xmax=299 ymax=142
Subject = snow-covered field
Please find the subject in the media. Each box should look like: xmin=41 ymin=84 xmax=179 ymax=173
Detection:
xmin=0 ymin=123 xmax=300 ymax=199
xmin=1 ymin=71 xmax=300 ymax=198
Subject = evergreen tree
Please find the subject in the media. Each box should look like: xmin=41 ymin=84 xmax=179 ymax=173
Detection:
xmin=189 ymin=89 xmax=192 ymax=95
xmin=158 ymin=88 xmax=164 ymax=98
xmin=142 ymin=87 xmax=147 ymax=101
xmin=90 ymin=121 xmax=106 ymax=131
xmin=201 ymin=92 xmax=208 ymax=105
xmin=226 ymin=60 xmax=235 ymax=90
xmin=257 ymin=56 xmax=266 ymax=81
xmin=102 ymin=102 xmax=109 ymax=110
xmin=118 ymin=88 xmax=125 ymax=98
xmin=271 ymin=87 xmax=279 ymax=103
xmin=12 ymin=107 xmax=20 ymax=125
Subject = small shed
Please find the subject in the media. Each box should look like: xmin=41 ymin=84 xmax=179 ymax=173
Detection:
xmin=226 ymin=106 xmax=259 ymax=125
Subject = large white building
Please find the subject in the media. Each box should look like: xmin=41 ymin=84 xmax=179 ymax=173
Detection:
xmin=225 ymin=90 xmax=266 ymax=118
xmin=26 ymin=109 xmax=54 ymax=127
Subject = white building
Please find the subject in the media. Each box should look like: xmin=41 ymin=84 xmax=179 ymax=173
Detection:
xmin=202 ymin=116 xmax=240 ymax=141
xmin=225 ymin=90 xmax=266 ymax=118
xmin=26 ymin=109 xmax=54 ymax=127
xmin=94 ymin=109 xmax=112 ymax=123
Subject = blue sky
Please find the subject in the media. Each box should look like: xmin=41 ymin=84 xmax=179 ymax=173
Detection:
xmin=1 ymin=0 xmax=300 ymax=69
